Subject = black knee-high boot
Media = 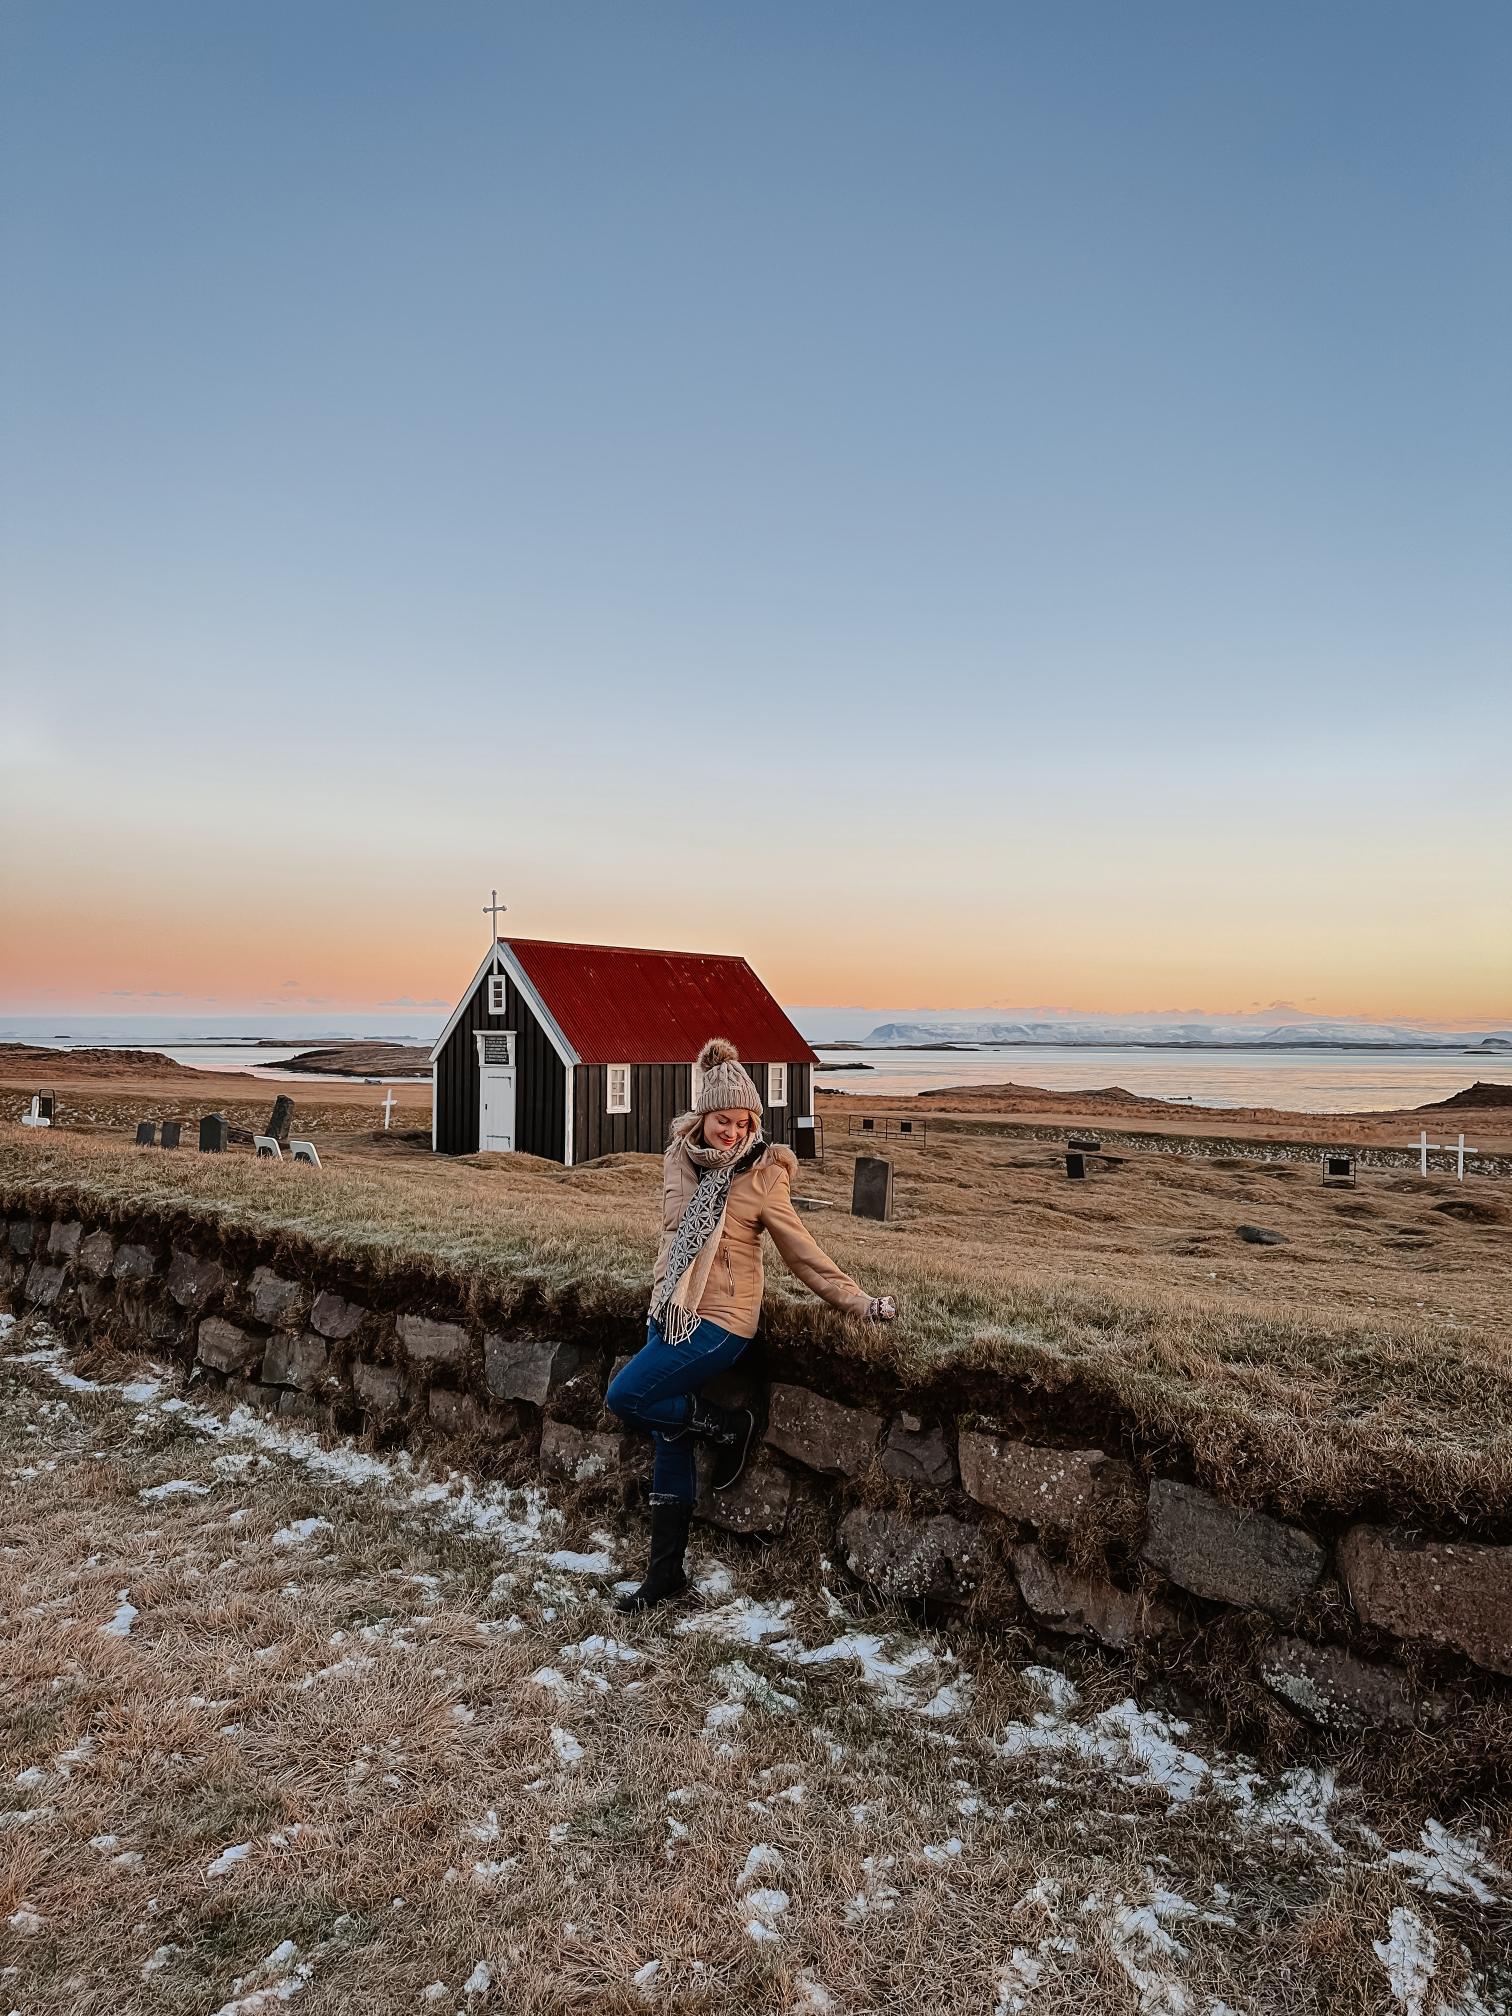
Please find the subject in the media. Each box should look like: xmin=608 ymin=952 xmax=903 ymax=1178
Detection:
xmin=616 ymin=1496 xmax=693 ymax=1612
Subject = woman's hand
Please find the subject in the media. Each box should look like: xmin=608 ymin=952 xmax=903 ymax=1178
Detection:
xmin=866 ymin=1294 xmax=897 ymax=1323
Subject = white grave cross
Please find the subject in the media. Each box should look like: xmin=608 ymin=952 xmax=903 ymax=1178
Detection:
xmin=381 ymin=1089 xmax=397 ymax=1131
xmin=1412 ymin=1129 xmax=1478 ymax=1180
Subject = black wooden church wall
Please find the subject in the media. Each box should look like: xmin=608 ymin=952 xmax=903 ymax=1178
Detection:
xmin=433 ymin=965 xmax=566 ymax=1160
xmin=571 ymin=1061 xmax=810 ymax=1163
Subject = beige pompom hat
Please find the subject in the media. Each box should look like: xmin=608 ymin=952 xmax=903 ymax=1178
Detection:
xmin=693 ymin=1037 xmax=763 ymax=1117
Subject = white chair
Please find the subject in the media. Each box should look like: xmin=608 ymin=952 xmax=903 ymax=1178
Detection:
xmin=289 ymin=1138 xmax=321 ymax=1167
xmin=253 ymin=1135 xmax=283 ymax=1159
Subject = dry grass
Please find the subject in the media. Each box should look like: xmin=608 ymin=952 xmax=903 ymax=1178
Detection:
xmin=4 ymin=1123 xmax=1512 ymax=1531
xmin=3 ymin=1323 xmax=1509 ymax=2016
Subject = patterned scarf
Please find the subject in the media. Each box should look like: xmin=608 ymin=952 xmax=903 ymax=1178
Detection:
xmin=649 ymin=1126 xmax=766 ymax=1345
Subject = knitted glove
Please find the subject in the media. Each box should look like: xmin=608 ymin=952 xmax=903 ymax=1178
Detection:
xmin=866 ymin=1295 xmax=897 ymax=1323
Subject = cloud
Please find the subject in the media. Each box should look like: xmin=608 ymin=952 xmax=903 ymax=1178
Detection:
xmin=378 ymin=996 xmax=450 ymax=1008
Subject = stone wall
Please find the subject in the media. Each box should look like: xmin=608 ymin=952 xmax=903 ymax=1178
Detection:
xmin=4 ymin=1203 xmax=1509 ymax=1742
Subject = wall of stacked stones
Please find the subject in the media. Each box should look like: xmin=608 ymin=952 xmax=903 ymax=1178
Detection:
xmin=3 ymin=1204 xmax=1510 ymax=1737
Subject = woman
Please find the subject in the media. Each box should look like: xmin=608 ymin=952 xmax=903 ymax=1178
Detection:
xmin=607 ymin=1037 xmax=897 ymax=1611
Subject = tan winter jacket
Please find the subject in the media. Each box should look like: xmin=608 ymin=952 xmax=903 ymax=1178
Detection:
xmin=653 ymin=1126 xmax=873 ymax=1339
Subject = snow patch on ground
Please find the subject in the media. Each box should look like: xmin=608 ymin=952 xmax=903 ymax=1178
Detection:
xmin=208 ymin=1938 xmax=313 ymax=2016
xmin=544 ymin=1548 xmax=616 ymax=1573
xmin=1386 ymin=1819 xmax=1511 ymax=1906
xmin=272 ymin=1517 xmax=331 ymax=1547
xmin=99 ymin=1589 xmax=138 ymax=1638
xmin=1374 ymin=1906 xmax=1438 ymax=2016
xmin=551 ymin=1726 xmax=585 ymax=1767
xmin=677 ymin=1596 xmax=796 ymax=1644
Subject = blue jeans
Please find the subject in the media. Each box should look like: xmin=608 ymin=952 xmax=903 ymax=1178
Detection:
xmin=605 ymin=1315 xmax=754 ymax=1506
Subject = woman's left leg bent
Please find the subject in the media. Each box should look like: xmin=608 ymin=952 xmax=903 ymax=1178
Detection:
xmin=605 ymin=1316 xmax=753 ymax=1505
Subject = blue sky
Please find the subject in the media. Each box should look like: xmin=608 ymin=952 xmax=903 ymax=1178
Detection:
xmin=3 ymin=2 xmax=1509 ymax=1021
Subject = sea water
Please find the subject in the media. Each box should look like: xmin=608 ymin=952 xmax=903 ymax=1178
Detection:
xmin=815 ymin=1045 xmax=1509 ymax=1113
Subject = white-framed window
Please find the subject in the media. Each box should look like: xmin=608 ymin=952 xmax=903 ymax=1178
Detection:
xmin=769 ymin=1062 xmax=788 ymax=1107
xmin=606 ymin=1065 xmax=632 ymax=1114
xmin=475 ymin=1030 xmax=514 ymax=1066
xmin=487 ymin=973 xmax=507 ymax=1016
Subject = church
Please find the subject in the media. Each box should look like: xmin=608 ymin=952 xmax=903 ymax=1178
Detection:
xmin=429 ymin=935 xmax=819 ymax=1164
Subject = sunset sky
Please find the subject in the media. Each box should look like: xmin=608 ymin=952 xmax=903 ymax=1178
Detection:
xmin=3 ymin=4 xmax=1509 ymax=1028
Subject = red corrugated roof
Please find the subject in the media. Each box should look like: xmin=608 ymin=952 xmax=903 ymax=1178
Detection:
xmin=505 ymin=938 xmax=820 ymax=1068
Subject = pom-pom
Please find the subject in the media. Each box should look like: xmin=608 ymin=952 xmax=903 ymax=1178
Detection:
xmin=697 ymin=1037 xmax=739 ymax=1070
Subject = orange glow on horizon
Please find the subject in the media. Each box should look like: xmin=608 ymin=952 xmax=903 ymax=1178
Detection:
xmin=2 ymin=881 xmax=1506 ymax=1028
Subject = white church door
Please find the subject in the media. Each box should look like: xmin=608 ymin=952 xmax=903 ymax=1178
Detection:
xmin=479 ymin=1066 xmax=516 ymax=1153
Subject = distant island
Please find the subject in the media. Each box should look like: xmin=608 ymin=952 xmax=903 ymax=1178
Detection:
xmin=810 ymin=1018 xmax=1512 ymax=1053
xmin=275 ymin=1042 xmax=431 ymax=1078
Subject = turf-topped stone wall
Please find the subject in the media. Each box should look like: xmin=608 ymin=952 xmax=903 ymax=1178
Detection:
xmin=4 ymin=1203 xmax=1511 ymax=1749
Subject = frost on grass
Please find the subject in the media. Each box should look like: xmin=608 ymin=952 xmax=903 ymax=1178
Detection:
xmin=6 ymin=1327 xmax=1512 ymax=2016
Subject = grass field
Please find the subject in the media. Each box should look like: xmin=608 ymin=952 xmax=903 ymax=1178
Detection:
xmin=3 ymin=1316 xmax=1510 ymax=2016
xmin=3 ymin=1121 xmax=1510 ymax=1532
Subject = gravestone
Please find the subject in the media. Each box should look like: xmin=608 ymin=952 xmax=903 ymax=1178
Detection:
xmin=266 ymin=1095 xmax=295 ymax=1146
xmin=1065 ymin=1151 xmax=1086 ymax=1180
xmin=793 ymin=1117 xmax=817 ymax=1160
xmin=199 ymin=1113 xmax=229 ymax=1153
xmin=852 ymin=1155 xmax=893 ymax=1222
xmin=899 ymin=1120 xmax=914 ymax=1136
xmin=160 ymin=1120 xmax=182 ymax=1150
xmin=135 ymin=1121 xmax=157 ymax=1147
xmin=38 ymin=1092 xmax=55 ymax=1121
xmin=860 ymin=1116 xmax=876 ymax=1132
xmin=1068 ymin=1135 xmax=1101 ymax=1153
xmin=1321 ymin=1152 xmax=1355 ymax=1188
xmin=289 ymin=1138 xmax=321 ymax=1167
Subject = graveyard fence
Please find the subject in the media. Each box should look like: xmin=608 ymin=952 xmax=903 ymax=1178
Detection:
xmin=847 ymin=1116 xmax=929 ymax=1146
